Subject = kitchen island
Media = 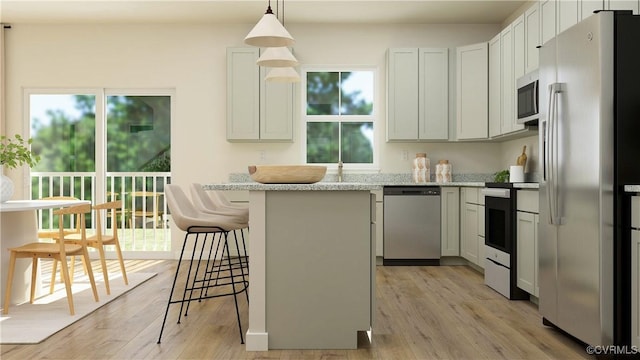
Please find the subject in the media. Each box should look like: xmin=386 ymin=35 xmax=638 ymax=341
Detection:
xmin=203 ymin=182 xmax=381 ymax=351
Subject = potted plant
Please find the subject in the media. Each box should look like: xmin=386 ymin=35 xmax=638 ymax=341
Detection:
xmin=1 ymin=134 xmax=40 ymax=202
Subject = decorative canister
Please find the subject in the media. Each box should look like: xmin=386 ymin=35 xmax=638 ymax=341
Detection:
xmin=436 ymin=160 xmax=452 ymax=183
xmin=412 ymin=153 xmax=430 ymax=183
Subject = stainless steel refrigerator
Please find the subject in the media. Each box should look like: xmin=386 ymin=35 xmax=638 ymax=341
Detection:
xmin=538 ymin=10 xmax=640 ymax=347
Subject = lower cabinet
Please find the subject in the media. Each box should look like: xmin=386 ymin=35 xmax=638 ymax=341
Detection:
xmin=632 ymin=195 xmax=639 ymax=348
xmin=633 ymin=229 xmax=639 ymax=348
xmin=441 ymin=187 xmax=460 ymax=256
xmin=460 ymin=187 xmax=484 ymax=269
xmin=516 ymin=190 xmax=539 ymax=297
xmin=516 ymin=211 xmax=539 ymax=296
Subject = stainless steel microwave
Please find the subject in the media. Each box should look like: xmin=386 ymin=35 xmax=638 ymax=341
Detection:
xmin=516 ymin=70 xmax=539 ymax=125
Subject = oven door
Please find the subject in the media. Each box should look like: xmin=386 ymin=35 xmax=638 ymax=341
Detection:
xmin=482 ymin=188 xmax=513 ymax=255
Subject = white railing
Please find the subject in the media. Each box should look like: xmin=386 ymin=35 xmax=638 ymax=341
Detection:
xmin=31 ymin=171 xmax=171 ymax=252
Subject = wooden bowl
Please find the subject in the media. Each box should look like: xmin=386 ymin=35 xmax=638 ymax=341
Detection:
xmin=248 ymin=165 xmax=327 ymax=184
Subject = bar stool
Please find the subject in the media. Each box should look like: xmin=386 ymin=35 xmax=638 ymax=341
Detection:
xmin=157 ymin=185 xmax=249 ymax=344
xmin=190 ymin=183 xmax=249 ymax=277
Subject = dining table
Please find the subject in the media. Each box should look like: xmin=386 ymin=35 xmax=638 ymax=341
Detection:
xmin=0 ymin=199 xmax=91 ymax=307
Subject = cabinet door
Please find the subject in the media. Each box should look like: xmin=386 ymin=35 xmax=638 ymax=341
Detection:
xmin=516 ymin=211 xmax=536 ymax=295
xmin=456 ymin=42 xmax=488 ymax=140
xmin=477 ymin=204 xmax=485 ymax=269
xmin=633 ymin=229 xmax=639 ymax=348
xmin=489 ymin=34 xmax=502 ymax=138
xmin=535 ymin=213 xmax=539 ymax=296
xmin=462 ymin=203 xmax=479 ymax=264
xmin=609 ymin=0 xmax=640 ymax=14
xmin=387 ymin=48 xmax=419 ymax=140
xmin=512 ymin=15 xmax=526 ymax=133
xmin=580 ymin=0 xmax=604 ymax=20
xmin=227 ymin=47 xmax=260 ymax=140
xmin=525 ymin=3 xmax=540 ymax=73
xmin=501 ymin=26 xmax=515 ymax=135
xmin=419 ymin=48 xmax=449 ymax=140
xmin=558 ymin=0 xmax=579 ymax=34
xmin=540 ymin=0 xmax=557 ymax=45
xmin=440 ymin=187 xmax=460 ymax=256
xmin=260 ymin=66 xmax=294 ymax=140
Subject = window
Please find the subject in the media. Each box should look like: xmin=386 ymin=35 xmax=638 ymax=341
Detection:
xmin=303 ymin=69 xmax=376 ymax=166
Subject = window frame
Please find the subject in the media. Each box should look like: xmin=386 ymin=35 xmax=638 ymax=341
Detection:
xmin=301 ymin=65 xmax=380 ymax=172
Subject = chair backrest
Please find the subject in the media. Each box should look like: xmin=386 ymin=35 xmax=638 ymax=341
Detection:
xmin=165 ymin=184 xmax=201 ymax=232
xmin=39 ymin=196 xmax=82 ymax=234
xmin=53 ymin=203 xmax=91 ymax=254
xmin=93 ymin=200 xmax=123 ymax=240
xmin=190 ymin=183 xmax=248 ymax=220
xmin=190 ymin=183 xmax=220 ymax=212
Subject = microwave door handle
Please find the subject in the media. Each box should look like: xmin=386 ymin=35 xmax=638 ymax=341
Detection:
xmin=533 ymin=80 xmax=539 ymax=115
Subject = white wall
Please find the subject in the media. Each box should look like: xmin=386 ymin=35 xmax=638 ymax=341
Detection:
xmin=4 ymin=21 xmax=510 ymax=195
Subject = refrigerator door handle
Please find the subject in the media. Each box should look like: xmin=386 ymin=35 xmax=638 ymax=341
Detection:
xmin=547 ymin=82 xmax=565 ymax=225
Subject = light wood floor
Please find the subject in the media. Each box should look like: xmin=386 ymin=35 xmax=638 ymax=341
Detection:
xmin=0 ymin=260 xmax=593 ymax=359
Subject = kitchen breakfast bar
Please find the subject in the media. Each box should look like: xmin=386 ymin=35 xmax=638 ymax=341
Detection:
xmin=203 ymin=183 xmax=381 ymax=351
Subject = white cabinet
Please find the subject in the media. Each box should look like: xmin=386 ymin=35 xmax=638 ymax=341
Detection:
xmin=516 ymin=189 xmax=539 ymax=296
xmin=456 ymin=43 xmax=488 ymax=140
xmin=226 ymin=47 xmax=294 ymax=141
xmin=513 ymin=14 xmax=526 ymax=81
xmin=541 ymin=0 xmax=639 ymax=48
xmin=540 ymin=0 xmax=557 ymax=45
xmin=441 ymin=187 xmax=460 ymax=256
xmin=632 ymin=196 xmax=640 ymax=348
xmin=387 ymin=48 xmax=449 ymax=141
xmin=460 ymin=187 xmax=484 ymax=268
xmin=488 ymin=34 xmax=502 ymax=138
xmin=525 ymin=3 xmax=540 ymax=73
xmin=558 ymin=0 xmax=579 ymax=34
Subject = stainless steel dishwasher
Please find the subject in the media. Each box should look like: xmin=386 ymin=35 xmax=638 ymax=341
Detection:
xmin=383 ymin=186 xmax=441 ymax=265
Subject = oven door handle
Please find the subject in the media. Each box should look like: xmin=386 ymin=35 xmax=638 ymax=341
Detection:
xmin=481 ymin=188 xmax=511 ymax=198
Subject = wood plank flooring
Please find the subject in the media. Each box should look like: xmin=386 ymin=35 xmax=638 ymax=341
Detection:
xmin=0 ymin=260 xmax=593 ymax=359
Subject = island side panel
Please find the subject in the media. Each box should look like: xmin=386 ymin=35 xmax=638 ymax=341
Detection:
xmin=246 ymin=190 xmax=268 ymax=351
xmin=265 ymin=190 xmax=372 ymax=349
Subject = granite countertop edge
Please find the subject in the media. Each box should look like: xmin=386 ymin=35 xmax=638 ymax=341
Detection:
xmin=204 ymin=181 xmax=500 ymax=191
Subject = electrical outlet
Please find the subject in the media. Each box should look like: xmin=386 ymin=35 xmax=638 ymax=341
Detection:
xmin=259 ymin=150 xmax=266 ymax=161
xmin=401 ymin=150 xmax=408 ymax=161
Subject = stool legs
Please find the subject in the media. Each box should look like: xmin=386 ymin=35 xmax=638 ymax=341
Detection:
xmin=157 ymin=230 xmax=248 ymax=345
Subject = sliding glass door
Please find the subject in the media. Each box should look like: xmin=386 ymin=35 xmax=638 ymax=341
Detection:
xmin=28 ymin=89 xmax=173 ymax=256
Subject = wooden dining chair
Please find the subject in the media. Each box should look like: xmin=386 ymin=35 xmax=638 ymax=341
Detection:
xmin=3 ymin=203 xmax=99 ymax=315
xmin=37 ymin=196 xmax=84 ymax=288
xmin=63 ymin=200 xmax=129 ymax=295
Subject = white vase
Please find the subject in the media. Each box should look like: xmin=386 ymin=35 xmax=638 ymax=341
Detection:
xmin=1 ymin=165 xmax=15 ymax=202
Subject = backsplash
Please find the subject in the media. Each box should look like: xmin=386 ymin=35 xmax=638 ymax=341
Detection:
xmin=229 ymin=172 xmax=500 ymax=184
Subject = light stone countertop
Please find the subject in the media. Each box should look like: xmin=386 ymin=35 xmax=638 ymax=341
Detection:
xmin=625 ymin=185 xmax=640 ymax=193
xmin=204 ymin=181 xmax=488 ymax=192
xmin=513 ymin=183 xmax=540 ymax=189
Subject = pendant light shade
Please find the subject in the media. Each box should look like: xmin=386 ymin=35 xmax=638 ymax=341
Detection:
xmin=244 ymin=5 xmax=295 ymax=47
xmin=257 ymin=47 xmax=298 ymax=67
xmin=265 ymin=67 xmax=300 ymax=82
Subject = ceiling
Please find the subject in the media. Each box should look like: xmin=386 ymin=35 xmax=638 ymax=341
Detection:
xmin=0 ymin=0 xmax=529 ymax=25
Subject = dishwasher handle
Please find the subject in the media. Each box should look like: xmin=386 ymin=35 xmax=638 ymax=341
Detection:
xmin=384 ymin=186 xmax=441 ymax=196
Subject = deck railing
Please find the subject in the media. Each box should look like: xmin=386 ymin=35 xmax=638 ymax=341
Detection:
xmin=31 ymin=172 xmax=171 ymax=252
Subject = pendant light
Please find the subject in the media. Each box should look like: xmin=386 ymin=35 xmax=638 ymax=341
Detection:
xmin=244 ymin=0 xmax=294 ymax=47
xmin=256 ymin=46 xmax=298 ymax=67
xmin=265 ymin=67 xmax=300 ymax=83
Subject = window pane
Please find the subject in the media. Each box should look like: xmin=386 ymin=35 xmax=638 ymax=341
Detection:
xmin=341 ymin=72 xmax=374 ymax=115
xmin=341 ymin=122 xmax=373 ymax=163
xmin=307 ymin=72 xmax=339 ymax=115
xmin=106 ymin=95 xmax=171 ymax=172
xmin=307 ymin=122 xmax=339 ymax=163
xmin=30 ymin=94 xmax=96 ymax=172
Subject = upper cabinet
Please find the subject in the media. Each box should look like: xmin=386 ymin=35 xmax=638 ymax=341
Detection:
xmin=525 ymin=3 xmax=540 ymax=74
xmin=489 ymin=4 xmax=538 ymax=139
xmin=456 ymin=42 xmax=488 ymax=140
xmin=226 ymin=47 xmax=294 ymax=141
xmin=541 ymin=0 xmax=639 ymax=46
xmin=387 ymin=48 xmax=449 ymax=141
